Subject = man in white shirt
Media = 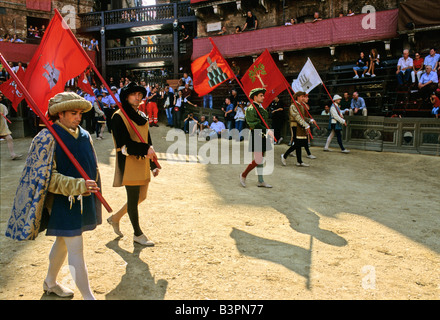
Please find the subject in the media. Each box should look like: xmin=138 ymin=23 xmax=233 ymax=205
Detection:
xmin=424 ymin=48 xmax=440 ymax=71
xmin=210 ymin=115 xmax=226 ymax=137
xmin=418 ymin=65 xmax=439 ymax=100
xmin=396 ymin=49 xmax=413 ymax=86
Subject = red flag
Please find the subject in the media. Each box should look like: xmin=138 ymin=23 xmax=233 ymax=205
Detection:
xmin=0 ymin=67 xmax=25 ymax=111
xmin=241 ymin=49 xmax=286 ymax=109
xmin=77 ymin=71 xmax=94 ymax=96
xmin=191 ymin=38 xmax=234 ymax=97
xmin=22 ymin=11 xmax=90 ymax=115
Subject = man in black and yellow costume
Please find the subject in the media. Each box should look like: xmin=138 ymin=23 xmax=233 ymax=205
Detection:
xmin=107 ymin=82 xmax=159 ymax=246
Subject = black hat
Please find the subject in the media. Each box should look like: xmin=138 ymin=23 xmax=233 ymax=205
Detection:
xmin=120 ymin=82 xmax=147 ymax=103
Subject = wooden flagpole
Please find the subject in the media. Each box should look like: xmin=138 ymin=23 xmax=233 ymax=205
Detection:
xmin=55 ymin=9 xmax=161 ymax=169
xmin=0 ymin=53 xmax=113 ymax=213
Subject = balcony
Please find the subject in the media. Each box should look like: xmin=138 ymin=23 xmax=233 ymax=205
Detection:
xmin=192 ymin=9 xmax=399 ymax=60
xmin=106 ymin=43 xmax=174 ymax=66
xmin=78 ymin=1 xmax=196 ymax=32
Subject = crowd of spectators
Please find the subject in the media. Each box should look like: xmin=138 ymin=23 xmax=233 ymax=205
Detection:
xmin=216 ymin=8 xmax=358 ymax=36
xmin=395 ymin=47 xmax=440 ymax=111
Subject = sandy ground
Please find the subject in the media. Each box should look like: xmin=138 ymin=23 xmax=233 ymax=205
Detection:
xmin=0 ymin=124 xmax=439 ymax=300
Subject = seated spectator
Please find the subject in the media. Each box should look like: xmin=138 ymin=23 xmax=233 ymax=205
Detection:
xmin=347 ymin=9 xmax=355 ymax=16
xmin=366 ymin=49 xmax=380 ymax=77
xmin=340 ymin=92 xmax=351 ymax=114
xmin=27 ymin=26 xmax=36 ymax=37
xmin=430 ymin=92 xmax=440 ymax=118
xmin=235 ymin=26 xmax=242 ymax=34
xmin=242 ymin=11 xmax=258 ymax=31
xmin=217 ymin=26 xmax=227 ymax=35
xmin=12 ymin=62 xmax=25 ymax=73
xmin=312 ymin=12 xmax=323 ymax=22
xmin=424 ymin=48 xmax=440 ymax=72
xmin=183 ymin=112 xmax=198 ymax=135
xmin=231 ymin=61 xmax=240 ymax=79
xmin=396 ymin=49 xmax=413 ymax=86
xmin=199 ymin=115 xmax=210 ymax=131
xmin=412 ymin=52 xmax=424 ymax=84
xmin=3 ymin=34 xmax=11 ymax=42
xmin=210 ymin=115 xmax=226 ymax=137
xmin=10 ymin=34 xmax=24 ymax=43
xmin=39 ymin=25 xmax=46 ymax=38
xmin=338 ymin=12 xmax=344 ymax=18
xmin=349 ymin=92 xmax=367 ymax=116
xmin=418 ymin=65 xmax=439 ymax=101
xmin=182 ymin=72 xmax=193 ymax=88
xmin=177 ymin=78 xmax=185 ymax=91
xmin=353 ymin=52 xmax=369 ymax=79
xmin=182 ymin=83 xmax=192 ymax=99
xmin=285 ymin=18 xmax=296 ymax=25
xmin=321 ymin=104 xmax=330 ymax=116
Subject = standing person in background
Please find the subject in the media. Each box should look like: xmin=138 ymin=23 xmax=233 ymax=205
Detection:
xmin=0 ymin=96 xmax=22 ymax=160
xmin=268 ymin=96 xmax=285 ymax=145
xmin=242 ymin=11 xmax=258 ymax=31
xmin=146 ymin=86 xmax=159 ymax=127
xmin=234 ymin=101 xmax=246 ymax=141
xmin=162 ymin=85 xmax=174 ymax=127
xmin=107 ymin=82 xmax=159 ymax=246
xmin=93 ymin=93 xmax=106 ymax=140
xmin=324 ymin=95 xmax=350 ymax=153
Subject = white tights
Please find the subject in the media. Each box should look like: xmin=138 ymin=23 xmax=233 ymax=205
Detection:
xmin=45 ymin=236 xmax=95 ymax=300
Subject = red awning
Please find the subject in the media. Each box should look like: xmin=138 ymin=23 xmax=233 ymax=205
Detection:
xmin=26 ymin=0 xmax=51 ymax=11
xmin=192 ymin=9 xmax=399 ymax=60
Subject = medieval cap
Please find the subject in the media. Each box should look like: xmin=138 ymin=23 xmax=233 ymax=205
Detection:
xmin=48 ymin=92 xmax=92 ymax=116
xmin=293 ymin=91 xmax=307 ymax=100
xmin=249 ymin=88 xmax=266 ymax=99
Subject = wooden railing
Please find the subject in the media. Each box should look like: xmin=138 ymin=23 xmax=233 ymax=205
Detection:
xmin=79 ymin=2 xmax=193 ymax=29
xmin=106 ymin=43 xmax=174 ymax=62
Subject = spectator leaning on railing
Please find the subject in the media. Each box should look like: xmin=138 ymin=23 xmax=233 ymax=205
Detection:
xmin=242 ymin=11 xmax=258 ymax=31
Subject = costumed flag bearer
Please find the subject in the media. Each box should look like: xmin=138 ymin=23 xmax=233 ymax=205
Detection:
xmin=239 ymin=88 xmax=274 ymax=188
xmin=5 ymin=92 xmax=102 ymax=300
xmin=107 ymin=82 xmax=160 ymax=246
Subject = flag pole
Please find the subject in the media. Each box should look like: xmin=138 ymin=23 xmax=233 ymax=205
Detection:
xmin=321 ymin=81 xmax=344 ymax=118
xmin=0 ymin=112 xmax=12 ymax=124
xmin=283 ymin=77 xmax=320 ymax=130
xmin=209 ymin=38 xmax=276 ymax=143
xmin=55 ymin=9 xmax=161 ymax=169
xmin=281 ymin=79 xmax=314 ymax=139
xmin=0 ymin=53 xmax=113 ymax=213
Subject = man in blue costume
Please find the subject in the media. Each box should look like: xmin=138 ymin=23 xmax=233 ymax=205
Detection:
xmin=5 ymin=92 xmax=102 ymax=299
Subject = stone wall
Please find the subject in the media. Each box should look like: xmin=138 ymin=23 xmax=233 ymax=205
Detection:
xmin=0 ymin=0 xmax=94 ymax=39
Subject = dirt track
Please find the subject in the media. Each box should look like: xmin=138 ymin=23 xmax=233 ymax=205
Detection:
xmin=1 ymin=125 xmax=439 ymax=300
